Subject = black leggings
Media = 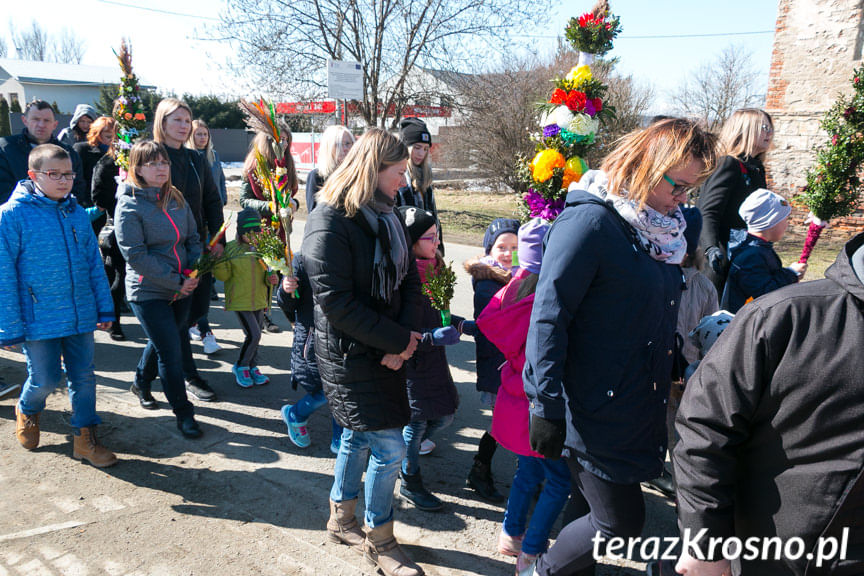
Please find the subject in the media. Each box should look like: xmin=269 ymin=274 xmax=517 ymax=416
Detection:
xmin=102 ymin=245 xmax=126 ymax=327
xmin=535 ymin=457 xmax=645 ymax=575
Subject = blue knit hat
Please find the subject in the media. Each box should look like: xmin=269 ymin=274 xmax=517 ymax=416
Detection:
xmin=483 ymin=218 xmax=520 ymax=255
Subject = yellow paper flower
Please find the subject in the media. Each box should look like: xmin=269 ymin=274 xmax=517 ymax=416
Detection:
xmin=562 ymin=156 xmax=589 ymax=189
xmin=530 ymin=149 xmax=566 ymax=183
xmin=566 ymin=65 xmax=592 ymax=89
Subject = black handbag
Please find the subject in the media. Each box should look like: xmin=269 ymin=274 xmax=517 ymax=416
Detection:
xmin=670 ymin=332 xmax=688 ymax=382
xmin=98 ymin=219 xmax=116 ymax=252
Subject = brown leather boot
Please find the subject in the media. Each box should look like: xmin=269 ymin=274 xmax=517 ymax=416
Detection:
xmin=326 ymin=498 xmax=365 ymax=549
xmin=73 ymin=426 xmax=117 ymax=468
xmin=15 ymin=405 xmax=39 ymax=450
xmin=364 ymin=522 xmax=424 ymax=576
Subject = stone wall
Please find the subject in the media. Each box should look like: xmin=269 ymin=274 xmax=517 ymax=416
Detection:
xmin=765 ymin=0 xmax=864 ymax=238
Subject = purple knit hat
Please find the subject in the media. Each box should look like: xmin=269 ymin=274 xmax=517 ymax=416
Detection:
xmin=517 ymin=217 xmax=550 ymax=274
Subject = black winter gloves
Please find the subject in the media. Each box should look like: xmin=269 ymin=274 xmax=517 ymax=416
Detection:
xmin=529 ymin=413 xmax=566 ymax=459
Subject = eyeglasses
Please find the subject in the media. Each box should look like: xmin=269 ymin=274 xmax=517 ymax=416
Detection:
xmin=662 ymin=174 xmax=694 ymax=200
xmin=419 ymin=234 xmax=439 ymax=243
xmin=761 ymin=123 xmax=774 ymax=134
xmin=34 ymin=171 xmax=76 ymax=181
xmin=143 ymin=161 xmax=171 ymax=169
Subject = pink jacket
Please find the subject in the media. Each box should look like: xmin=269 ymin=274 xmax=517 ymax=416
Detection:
xmin=477 ymin=268 xmax=542 ymax=458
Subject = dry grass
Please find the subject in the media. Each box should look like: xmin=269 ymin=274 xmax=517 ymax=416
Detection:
xmin=775 ymin=234 xmax=845 ymax=282
xmin=435 ymin=188 xmax=520 ymax=246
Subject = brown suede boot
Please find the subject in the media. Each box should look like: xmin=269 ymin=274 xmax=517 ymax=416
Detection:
xmin=326 ymin=498 xmax=365 ymax=549
xmin=73 ymin=426 xmax=117 ymax=468
xmin=15 ymin=405 xmax=39 ymax=450
xmin=364 ymin=522 xmax=424 ymax=576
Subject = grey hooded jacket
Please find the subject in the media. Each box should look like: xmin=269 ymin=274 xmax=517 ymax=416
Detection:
xmin=114 ymin=182 xmax=201 ymax=302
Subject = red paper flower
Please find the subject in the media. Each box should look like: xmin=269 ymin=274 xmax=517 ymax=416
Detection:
xmin=832 ymin=134 xmax=839 ymax=146
xmin=591 ymin=98 xmax=603 ymax=113
xmin=550 ymin=88 xmax=568 ymax=105
xmin=565 ymin=90 xmax=587 ymax=112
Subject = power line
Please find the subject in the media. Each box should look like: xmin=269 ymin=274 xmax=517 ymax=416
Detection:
xmin=513 ymin=30 xmax=774 ymax=40
xmin=95 ymin=0 xmax=221 ymax=21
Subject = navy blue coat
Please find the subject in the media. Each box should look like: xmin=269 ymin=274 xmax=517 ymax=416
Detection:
xmin=0 ymin=130 xmax=85 ymax=204
xmin=464 ymin=257 xmax=511 ymax=394
xmin=405 ymin=259 xmax=460 ymax=422
xmin=524 ymin=189 xmax=684 ymax=484
xmin=722 ymin=234 xmax=799 ymax=313
xmin=305 ymin=168 xmax=325 ymax=215
xmin=276 ymin=252 xmax=321 ymax=395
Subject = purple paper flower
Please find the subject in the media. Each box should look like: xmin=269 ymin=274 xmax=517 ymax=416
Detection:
xmin=584 ymin=100 xmax=596 ymax=117
xmin=543 ymin=124 xmax=561 ymax=138
xmin=524 ymin=189 xmax=566 ymax=220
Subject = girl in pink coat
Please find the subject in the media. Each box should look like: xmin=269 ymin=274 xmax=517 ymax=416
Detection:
xmin=478 ymin=218 xmax=571 ymax=576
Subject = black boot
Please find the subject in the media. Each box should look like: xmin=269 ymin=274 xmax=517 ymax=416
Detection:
xmin=643 ymin=469 xmax=675 ymax=499
xmin=176 ymin=415 xmax=202 ymax=439
xmin=130 ymin=382 xmax=158 ymax=410
xmin=467 ymin=459 xmax=505 ymax=502
xmin=400 ymin=470 xmax=443 ymax=512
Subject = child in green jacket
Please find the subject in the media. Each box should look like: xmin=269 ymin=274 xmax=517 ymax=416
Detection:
xmin=214 ymin=208 xmax=279 ymax=388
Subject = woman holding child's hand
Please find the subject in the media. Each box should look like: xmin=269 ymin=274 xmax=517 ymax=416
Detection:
xmin=302 ymin=128 xmax=425 ymax=576
xmin=114 ymin=140 xmax=204 ymax=439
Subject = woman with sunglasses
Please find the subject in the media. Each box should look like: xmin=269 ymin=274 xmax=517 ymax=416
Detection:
xmin=522 ymin=118 xmax=718 ymax=575
xmin=697 ymin=108 xmax=774 ymax=296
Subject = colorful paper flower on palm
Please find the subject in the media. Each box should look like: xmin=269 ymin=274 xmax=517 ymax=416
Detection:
xmin=530 ymin=149 xmax=566 ymax=183
xmin=565 ymin=2 xmax=622 ymax=56
xmin=111 ymin=39 xmax=147 ymax=172
xmin=516 ymin=1 xmax=620 ymax=223
xmin=562 ymin=156 xmax=589 ymax=189
xmin=566 ymin=65 xmax=593 ymax=89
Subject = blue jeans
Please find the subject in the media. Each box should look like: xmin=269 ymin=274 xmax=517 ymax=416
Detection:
xmin=130 ymin=298 xmax=195 ymax=418
xmin=504 ymin=455 xmax=572 ymax=555
xmin=330 ymin=427 xmax=406 ymax=528
xmin=18 ymin=332 xmax=100 ymax=430
xmin=401 ymin=414 xmax=455 ymax=475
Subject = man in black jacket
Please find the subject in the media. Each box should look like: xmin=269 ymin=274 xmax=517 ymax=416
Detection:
xmin=0 ymin=100 xmax=84 ymax=204
xmin=674 ymin=233 xmax=864 ymax=576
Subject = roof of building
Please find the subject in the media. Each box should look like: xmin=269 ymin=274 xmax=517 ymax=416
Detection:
xmin=0 ymin=58 xmax=153 ymax=88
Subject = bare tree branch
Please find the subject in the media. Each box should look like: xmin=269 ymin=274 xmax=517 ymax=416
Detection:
xmin=10 ymin=20 xmax=50 ymax=61
xmin=212 ymin=0 xmax=546 ymax=127
xmin=0 ymin=36 xmax=7 ymax=58
xmin=53 ymin=28 xmax=86 ymax=64
xmin=670 ymin=44 xmax=763 ymax=131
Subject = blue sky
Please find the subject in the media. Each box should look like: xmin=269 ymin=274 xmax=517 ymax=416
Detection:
xmin=6 ymin=0 xmax=779 ymax=113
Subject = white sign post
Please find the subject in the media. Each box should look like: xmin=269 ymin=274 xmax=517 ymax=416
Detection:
xmin=327 ymin=60 xmax=364 ymax=100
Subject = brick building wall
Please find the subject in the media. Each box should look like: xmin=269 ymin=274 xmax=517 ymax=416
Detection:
xmin=765 ymin=0 xmax=864 ymax=239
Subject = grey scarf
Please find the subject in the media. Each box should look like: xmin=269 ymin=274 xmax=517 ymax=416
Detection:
xmin=359 ymin=190 xmax=411 ymax=303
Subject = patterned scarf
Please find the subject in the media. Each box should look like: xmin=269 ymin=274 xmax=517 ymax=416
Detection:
xmin=580 ymin=170 xmax=687 ymax=264
xmin=359 ymin=190 xmax=411 ymax=303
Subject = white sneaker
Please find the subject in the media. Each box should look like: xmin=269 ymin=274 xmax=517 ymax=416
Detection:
xmin=202 ymin=332 xmax=222 ymax=355
xmin=419 ymin=438 xmax=436 ymax=456
xmin=189 ymin=326 xmax=202 ymax=341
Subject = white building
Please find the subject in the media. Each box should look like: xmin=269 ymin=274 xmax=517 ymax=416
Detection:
xmin=0 ymin=59 xmax=127 ymax=114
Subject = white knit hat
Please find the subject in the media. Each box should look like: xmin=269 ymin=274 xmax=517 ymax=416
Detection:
xmin=738 ymin=188 xmax=792 ymax=232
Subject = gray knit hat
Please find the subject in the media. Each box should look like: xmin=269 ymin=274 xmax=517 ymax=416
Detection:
xmin=738 ymin=188 xmax=792 ymax=232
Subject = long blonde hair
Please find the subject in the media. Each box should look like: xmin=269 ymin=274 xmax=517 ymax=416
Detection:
xmin=243 ymin=126 xmax=299 ymax=193
xmin=127 ymin=140 xmax=185 ymax=210
xmin=317 ymin=128 xmax=408 ymax=217
xmin=152 ymin=98 xmax=193 ymax=145
xmin=601 ymin=118 xmax=719 ymax=208
xmin=719 ymin=108 xmax=773 ymax=162
xmin=408 ymin=143 xmax=433 ymax=193
xmin=317 ymin=125 xmax=355 ymax=178
xmin=187 ymin=118 xmax=215 ymax=164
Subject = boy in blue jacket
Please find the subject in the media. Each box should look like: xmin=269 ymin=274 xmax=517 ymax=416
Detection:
xmin=722 ymin=188 xmax=806 ymax=313
xmin=0 ymin=144 xmax=116 ymax=467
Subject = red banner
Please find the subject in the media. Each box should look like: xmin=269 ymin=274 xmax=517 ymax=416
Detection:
xmin=276 ymin=101 xmax=337 ymax=115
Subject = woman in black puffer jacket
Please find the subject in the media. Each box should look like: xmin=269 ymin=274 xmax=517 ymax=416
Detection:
xmin=303 ymin=127 xmax=425 ymax=576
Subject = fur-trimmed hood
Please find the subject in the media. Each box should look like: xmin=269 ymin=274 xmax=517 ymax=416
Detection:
xmin=463 ymin=256 xmax=511 ymax=285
